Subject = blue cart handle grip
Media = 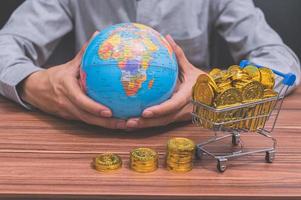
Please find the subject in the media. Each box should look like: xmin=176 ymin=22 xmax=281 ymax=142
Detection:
xmin=239 ymin=60 xmax=296 ymax=86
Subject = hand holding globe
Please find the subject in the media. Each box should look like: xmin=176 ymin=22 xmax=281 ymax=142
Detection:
xmin=81 ymin=23 xmax=179 ymax=119
xmin=20 ymin=23 xmax=204 ymax=129
xmin=81 ymin=23 xmax=204 ymax=129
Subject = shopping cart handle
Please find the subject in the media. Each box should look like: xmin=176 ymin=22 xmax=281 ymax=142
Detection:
xmin=239 ymin=60 xmax=296 ymax=86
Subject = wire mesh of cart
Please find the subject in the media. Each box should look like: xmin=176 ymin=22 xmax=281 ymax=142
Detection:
xmin=191 ymin=60 xmax=296 ymax=172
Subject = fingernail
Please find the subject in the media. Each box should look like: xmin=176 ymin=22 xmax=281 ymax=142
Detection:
xmin=100 ymin=110 xmax=112 ymax=117
xmin=116 ymin=121 xmax=126 ymax=129
xmin=92 ymin=31 xmax=99 ymax=38
xmin=143 ymin=110 xmax=154 ymax=118
xmin=166 ymin=34 xmax=175 ymax=44
xmin=127 ymin=120 xmax=138 ymax=128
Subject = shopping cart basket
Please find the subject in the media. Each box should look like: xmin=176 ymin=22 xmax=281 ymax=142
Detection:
xmin=191 ymin=60 xmax=296 ymax=172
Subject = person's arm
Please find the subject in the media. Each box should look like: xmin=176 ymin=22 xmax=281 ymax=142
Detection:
xmin=0 ymin=0 xmax=125 ymax=129
xmin=212 ymin=0 xmax=300 ymax=91
xmin=0 ymin=0 xmax=73 ymax=107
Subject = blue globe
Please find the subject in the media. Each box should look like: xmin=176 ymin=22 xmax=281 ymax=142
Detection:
xmin=80 ymin=23 xmax=178 ymax=119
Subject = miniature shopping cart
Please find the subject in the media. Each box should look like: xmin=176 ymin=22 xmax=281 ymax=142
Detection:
xmin=191 ymin=60 xmax=296 ymax=172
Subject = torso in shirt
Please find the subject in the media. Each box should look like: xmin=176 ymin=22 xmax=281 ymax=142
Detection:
xmin=64 ymin=0 xmax=216 ymax=68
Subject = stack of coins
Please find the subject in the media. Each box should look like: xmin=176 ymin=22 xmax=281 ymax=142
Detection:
xmin=192 ymin=65 xmax=278 ymax=131
xmin=130 ymin=147 xmax=158 ymax=173
xmin=166 ymin=138 xmax=196 ymax=172
xmin=94 ymin=153 xmax=122 ymax=172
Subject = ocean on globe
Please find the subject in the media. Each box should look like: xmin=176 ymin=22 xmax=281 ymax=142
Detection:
xmin=80 ymin=23 xmax=178 ymax=119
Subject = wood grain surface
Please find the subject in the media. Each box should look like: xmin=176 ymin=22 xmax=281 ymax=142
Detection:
xmin=0 ymin=86 xmax=301 ymax=200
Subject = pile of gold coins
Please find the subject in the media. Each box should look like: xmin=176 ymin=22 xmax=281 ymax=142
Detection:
xmin=93 ymin=137 xmax=196 ymax=173
xmin=130 ymin=147 xmax=158 ymax=173
xmin=166 ymin=138 xmax=196 ymax=172
xmin=93 ymin=153 xmax=122 ymax=172
xmin=192 ymin=65 xmax=278 ymax=131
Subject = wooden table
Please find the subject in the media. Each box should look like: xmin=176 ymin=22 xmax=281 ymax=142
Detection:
xmin=0 ymin=86 xmax=301 ymax=200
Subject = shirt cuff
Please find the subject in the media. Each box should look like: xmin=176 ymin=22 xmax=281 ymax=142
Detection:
xmin=0 ymin=63 xmax=44 ymax=109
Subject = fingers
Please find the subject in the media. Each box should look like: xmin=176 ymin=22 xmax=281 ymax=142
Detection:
xmin=141 ymin=35 xmax=191 ymax=118
xmin=165 ymin=35 xmax=190 ymax=73
xmin=64 ymin=76 xmax=112 ymax=118
xmin=69 ymin=43 xmax=88 ymax=70
xmin=126 ymin=116 xmax=170 ymax=129
xmin=63 ymin=30 xmax=111 ymax=117
xmin=140 ymin=35 xmax=198 ymax=119
xmin=63 ymin=98 xmax=126 ymax=129
xmin=127 ymin=104 xmax=192 ymax=129
xmin=142 ymin=84 xmax=190 ymax=118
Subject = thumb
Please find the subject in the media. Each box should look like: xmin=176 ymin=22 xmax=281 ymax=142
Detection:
xmin=72 ymin=31 xmax=100 ymax=67
xmin=165 ymin=34 xmax=190 ymax=74
xmin=72 ymin=42 xmax=88 ymax=67
xmin=91 ymin=30 xmax=100 ymax=38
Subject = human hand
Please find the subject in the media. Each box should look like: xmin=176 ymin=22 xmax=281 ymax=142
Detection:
xmin=126 ymin=35 xmax=205 ymax=129
xmin=20 ymin=32 xmax=126 ymax=129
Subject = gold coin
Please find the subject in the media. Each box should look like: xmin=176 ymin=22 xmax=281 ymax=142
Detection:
xmin=166 ymin=161 xmax=193 ymax=167
xmin=232 ymin=80 xmax=252 ymax=90
xmin=209 ymin=68 xmax=222 ymax=77
xmin=228 ymin=65 xmax=241 ymax=73
xmin=166 ymin=138 xmax=195 ymax=173
xmin=263 ymin=89 xmax=278 ymax=98
xmin=221 ymin=71 xmax=233 ymax=81
xmin=232 ymin=70 xmax=250 ymax=81
xmin=167 ymin=138 xmax=195 ymax=152
xmin=243 ymin=65 xmax=261 ymax=82
xmin=167 ymin=165 xmax=193 ymax=172
xmin=209 ymin=69 xmax=223 ymax=83
xmin=241 ymin=81 xmax=264 ymax=102
xmin=256 ymin=93 xmax=277 ymax=129
xmin=194 ymin=82 xmax=214 ymax=106
xmin=192 ymin=78 xmax=200 ymax=101
xmin=130 ymin=147 xmax=158 ymax=161
xmin=94 ymin=153 xmax=122 ymax=172
xmin=212 ymin=70 xmax=229 ymax=84
xmin=167 ymin=156 xmax=194 ymax=161
xmin=217 ymin=80 xmax=232 ymax=91
xmin=215 ymin=87 xmax=242 ymax=107
xmin=196 ymin=73 xmax=213 ymax=84
xmin=131 ymin=164 xmax=158 ymax=173
xmin=259 ymin=67 xmax=275 ymax=89
xmin=131 ymin=168 xmax=158 ymax=173
xmin=192 ymin=82 xmax=198 ymax=101
xmin=131 ymin=162 xmax=158 ymax=168
xmin=166 ymin=158 xmax=193 ymax=164
xmin=167 ymin=152 xmax=195 ymax=157
xmin=196 ymin=74 xmax=219 ymax=91
xmin=130 ymin=147 xmax=158 ymax=173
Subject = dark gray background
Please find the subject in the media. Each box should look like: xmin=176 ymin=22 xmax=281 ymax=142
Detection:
xmin=1 ymin=0 xmax=300 ymax=67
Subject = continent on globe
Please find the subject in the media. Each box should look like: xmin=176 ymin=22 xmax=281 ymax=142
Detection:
xmin=81 ymin=23 xmax=178 ymax=119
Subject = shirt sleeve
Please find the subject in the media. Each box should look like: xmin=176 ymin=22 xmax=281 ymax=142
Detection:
xmin=0 ymin=0 xmax=73 ymax=108
xmin=213 ymin=0 xmax=301 ymax=93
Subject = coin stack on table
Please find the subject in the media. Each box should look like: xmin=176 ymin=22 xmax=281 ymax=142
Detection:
xmin=94 ymin=153 xmax=123 ymax=172
xmin=130 ymin=147 xmax=158 ymax=173
xmin=192 ymin=64 xmax=278 ymax=131
xmin=166 ymin=138 xmax=196 ymax=172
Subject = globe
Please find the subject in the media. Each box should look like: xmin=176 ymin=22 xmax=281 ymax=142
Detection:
xmin=80 ymin=23 xmax=178 ymax=119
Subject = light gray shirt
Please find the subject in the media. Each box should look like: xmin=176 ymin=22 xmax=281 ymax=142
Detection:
xmin=0 ymin=0 xmax=300 ymax=108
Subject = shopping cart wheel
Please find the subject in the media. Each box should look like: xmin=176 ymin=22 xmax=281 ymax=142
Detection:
xmin=195 ymin=147 xmax=203 ymax=160
xmin=232 ymin=133 xmax=240 ymax=146
xmin=265 ymin=150 xmax=275 ymax=163
xmin=217 ymin=158 xmax=227 ymax=172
